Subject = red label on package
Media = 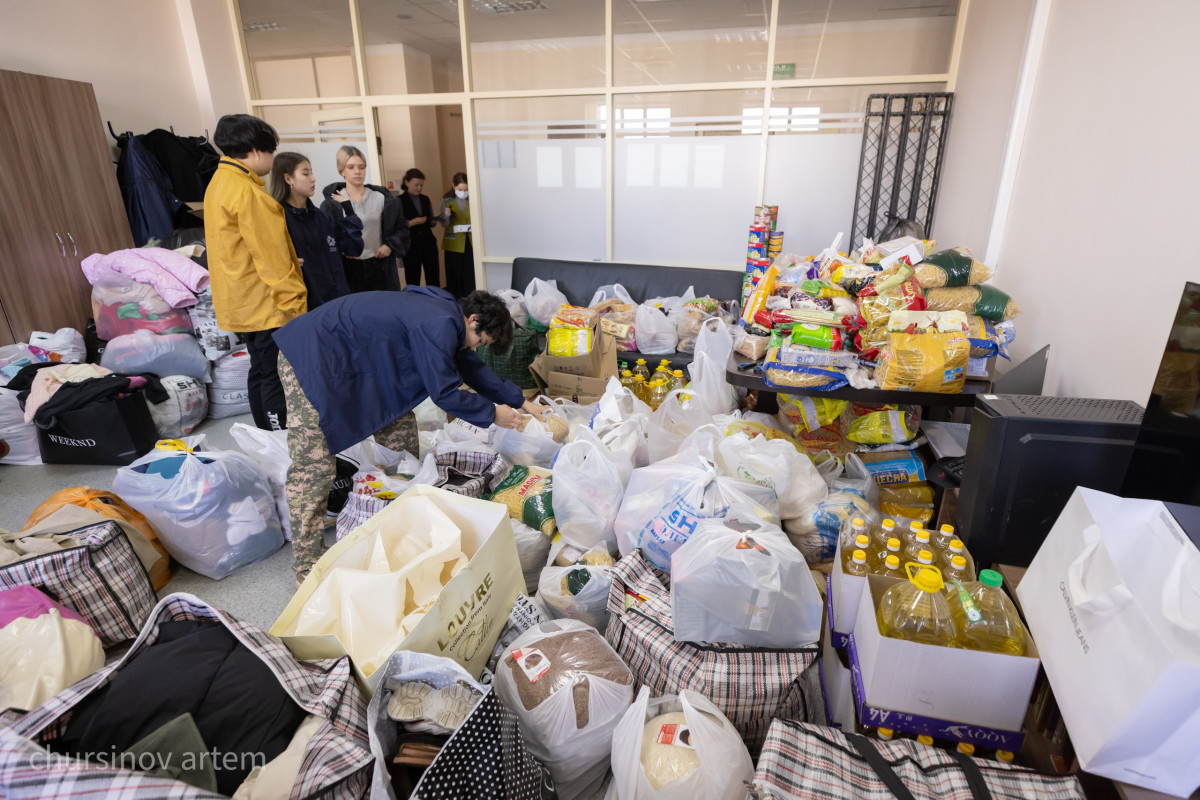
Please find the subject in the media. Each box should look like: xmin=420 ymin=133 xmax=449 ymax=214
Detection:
xmin=510 ymin=648 xmax=551 ymax=682
xmin=656 ymin=723 xmax=696 ymax=749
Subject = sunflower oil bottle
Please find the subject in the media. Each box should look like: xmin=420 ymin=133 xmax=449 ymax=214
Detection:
xmin=902 ymin=527 xmax=936 ymax=565
xmin=633 ymin=359 xmax=650 ymax=381
xmin=871 ymin=537 xmax=903 ymax=574
xmin=940 ymin=539 xmax=976 ymax=578
xmin=843 ymin=517 xmax=869 ymax=552
xmin=876 ymin=563 xmax=958 ymax=647
xmin=932 ymin=523 xmax=958 ymax=551
xmin=842 ymin=533 xmax=871 ymax=571
xmin=876 ymin=554 xmax=902 ymax=579
xmin=845 ymin=549 xmax=870 ymax=577
xmin=947 ymin=569 xmax=1027 ymax=656
xmin=941 ymin=555 xmax=973 ymax=590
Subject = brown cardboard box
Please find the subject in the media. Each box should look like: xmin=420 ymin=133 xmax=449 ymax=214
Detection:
xmin=540 ymin=321 xmax=605 ymax=376
xmin=530 ymin=331 xmax=618 ymax=403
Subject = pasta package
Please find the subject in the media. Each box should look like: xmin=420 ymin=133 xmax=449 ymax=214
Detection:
xmin=851 ymin=264 xmax=913 ymax=298
xmin=761 ymin=347 xmax=849 ymax=392
xmin=913 ymin=246 xmax=994 ymax=288
xmin=552 ymin=305 xmax=599 ymax=329
xmin=778 ymin=394 xmax=849 ymax=433
xmin=846 ymin=406 xmax=920 ymax=445
xmin=856 ymin=281 xmax=927 ymax=329
xmin=924 ymin=285 xmax=1020 ymax=322
xmin=967 ymin=316 xmax=1016 ymax=359
xmin=875 ymin=331 xmax=970 ymax=393
xmin=485 ymin=464 xmax=556 ymax=536
xmin=887 ymin=309 xmax=969 ymax=334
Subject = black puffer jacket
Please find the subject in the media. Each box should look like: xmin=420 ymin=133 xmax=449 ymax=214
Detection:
xmin=320 ymin=182 xmax=410 ymax=260
xmin=284 ymin=197 xmax=361 ymax=308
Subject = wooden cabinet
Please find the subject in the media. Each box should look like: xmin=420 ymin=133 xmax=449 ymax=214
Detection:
xmin=0 ymin=69 xmax=134 ymax=344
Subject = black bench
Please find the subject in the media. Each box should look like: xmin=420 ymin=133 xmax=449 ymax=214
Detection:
xmin=510 ymin=257 xmax=744 ymax=369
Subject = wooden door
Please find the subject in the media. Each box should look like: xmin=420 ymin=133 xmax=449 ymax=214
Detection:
xmin=0 ymin=294 xmax=16 ymax=346
xmin=0 ymin=69 xmax=87 ymax=340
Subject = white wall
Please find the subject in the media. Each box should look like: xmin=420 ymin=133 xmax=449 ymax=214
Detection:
xmin=0 ymin=0 xmax=205 ymax=145
xmin=994 ymin=0 xmax=1200 ymax=401
xmin=934 ymin=0 xmax=1034 ymax=254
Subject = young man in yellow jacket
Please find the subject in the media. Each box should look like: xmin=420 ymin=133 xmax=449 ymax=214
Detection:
xmin=204 ymin=114 xmax=308 ymax=430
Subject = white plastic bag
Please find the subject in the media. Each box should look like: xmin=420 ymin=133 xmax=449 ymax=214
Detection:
xmin=715 ymin=432 xmax=826 ymax=519
xmin=670 ymin=516 xmax=822 ymax=647
xmin=228 ymin=423 xmax=292 ymax=540
xmin=784 ymin=453 xmax=879 ymax=566
xmin=684 ymin=319 xmax=737 ymax=417
xmin=515 ymin=520 xmax=553 ymax=595
xmin=614 ymin=454 xmax=780 ymax=572
xmin=413 ymin=397 xmax=448 ymax=459
xmin=493 ymin=417 xmax=561 ymax=468
xmin=554 ymin=427 xmax=630 ymax=551
xmin=29 ymin=328 xmax=85 ymax=364
xmin=548 ymin=396 xmax=598 ymax=442
xmin=591 ymin=377 xmax=651 ymax=466
xmin=538 ymin=560 xmax=613 ymax=631
xmin=496 ymin=288 xmax=529 ymax=328
xmin=101 ymin=329 xmax=211 ymax=382
xmin=0 ymin=388 xmax=41 ymax=465
xmin=524 ymin=277 xmax=568 ymax=328
xmin=635 ymin=304 xmax=677 ymax=355
xmin=610 ymin=687 xmax=753 ymax=800
xmin=646 ymin=390 xmax=711 ymax=464
xmin=588 ymin=283 xmax=634 ymax=308
xmin=146 ymin=375 xmax=208 ymax=438
xmin=188 ymin=288 xmax=243 ymax=360
xmin=494 ymin=619 xmax=634 ymax=800
xmin=113 ymin=440 xmax=284 ymax=579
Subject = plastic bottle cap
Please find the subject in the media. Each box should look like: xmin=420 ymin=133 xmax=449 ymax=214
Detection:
xmin=882 ymin=519 xmax=896 ymax=530
xmin=855 ymin=534 xmax=870 ymax=548
xmin=958 ymin=743 xmax=975 ymax=755
xmin=878 ymin=728 xmax=894 ymax=740
xmin=637 ymin=359 xmax=645 ymax=363
xmin=910 ymin=521 xmax=924 ymax=532
xmin=852 ymin=517 xmax=866 ymax=527
xmin=852 ymin=550 xmax=867 ymax=564
xmin=980 ymin=569 xmax=1003 ymax=588
xmin=887 ymin=537 xmax=901 ymax=551
xmin=940 ymin=524 xmax=955 ymax=534
xmin=915 ymin=530 xmax=930 ymax=543
xmin=885 ymin=555 xmax=900 ymax=569
xmin=952 ymin=555 xmax=967 ymax=567
xmin=917 ymin=735 xmax=934 ymax=746
xmin=997 ymin=750 xmax=1015 ymax=763
xmin=673 ymin=370 xmax=683 ymax=376
xmin=907 ymin=563 xmax=944 ymax=592
xmin=917 ymin=550 xmax=934 ymax=564
xmin=949 ymin=539 xmax=964 ymax=552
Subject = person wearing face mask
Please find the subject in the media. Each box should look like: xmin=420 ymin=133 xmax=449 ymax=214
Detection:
xmin=270 ymin=152 xmax=361 ymax=309
xmin=438 ymin=172 xmax=475 ymax=298
xmin=273 ymin=288 xmax=551 ymax=582
xmin=321 ymin=145 xmax=409 ymax=293
xmin=398 ymin=167 xmax=441 ymax=288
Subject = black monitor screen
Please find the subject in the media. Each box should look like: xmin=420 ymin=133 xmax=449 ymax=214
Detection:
xmin=1121 ymin=281 xmax=1200 ymax=505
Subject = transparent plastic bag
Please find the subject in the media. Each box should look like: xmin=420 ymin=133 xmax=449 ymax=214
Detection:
xmin=494 ymin=417 xmax=562 ymax=468
xmin=670 ymin=516 xmax=822 ymax=648
xmin=514 ymin=520 xmax=553 ymax=595
xmin=635 ymin=304 xmax=677 ymax=355
xmin=548 ymin=396 xmax=598 ymax=442
xmin=524 ymin=278 xmax=568 ymax=329
xmin=101 ymin=329 xmax=210 ymax=382
xmin=413 ymin=397 xmax=448 ymax=459
xmin=538 ymin=559 xmax=613 ymax=631
xmin=714 ymin=432 xmax=826 ymax=520
xmin=91 ymin=269 xmax=192 ymax=340
xmin=610 ymin=686 xmax=753 ymax=800
xmin=554 ymin=428 xmax=630 ymax=551
xmin=496 ymin=288 xmax=529 ymax=328
xmin=113 ymin=440 xmax=284 ymax=580
xmin=494 ymin=619 xmax=634 ymax=800
xmin=614 ymin=454 xmax=780 ymax=571
xmin=783 ymin=453 xmax=880 ymax=567
xmin=646 ymin=390 xmax=711 ymax=464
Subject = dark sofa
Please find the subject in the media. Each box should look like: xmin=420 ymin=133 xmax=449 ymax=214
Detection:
xmin=510 ymin=257 xmax=744 ymax=368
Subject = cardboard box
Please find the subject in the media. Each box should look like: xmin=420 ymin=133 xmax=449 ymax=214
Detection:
xmin=845 ymin=633 xmax=1027 ymax=751
xmin=827 ymin=535 xmax=866 ymax=648
xmin=530 ymin=330 xmax=618 ymax=403
xmin=540 ymin=321 xmax=605 ymax=377
xmin=271 ymin=485 xmax=522 ymax=695
xmin=852 ymin=572 xmax=1040 ymax=732
xmin=821 ymin=609 xmax=857 ymax=729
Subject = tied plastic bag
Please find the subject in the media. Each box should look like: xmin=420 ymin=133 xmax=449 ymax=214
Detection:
xmin=635 ymin=304 xmax=677 ymax=355
xmin=113 ymin=438 xmax=284 ymax=579
xmin=714 ymin=432 xmax=826 ymax=520
xmin=496 ymin=288 xmax=529 ymax=328
xmin=591 ymin=377 xmax=651 ymax=467
xmin=670 ymin=515 xmax=822 ymax=648
xmin=414 ymin=397 xmax=448 ymax=459
xmin=686 ymin=319 xmax=737 ymax=417
xmin=101 ymin=329 xmax=211 ymax=382
xmin=29 ymin=328 xmax=86 ymax=364
xmin=0 ymin=586 xmax=105 ymax=712
xmin=538 ymin=557 xmax=613 ymax=631
xmin=614 ymin=454 xmax=780 ymax=572
xmin=554 ymin=427 xmax=631 ymax=551
xmin=647 ymin=390 xmax=712 ymax=465
xmin=494 ymin=415 xmax=562 ymax=468
xmin=610 ymin=687 xmax=753 ymax=800
xmin=494 ymin=620 xmax=634 ymax=800
xmin=524 ymin=278 xmax=568 ymax=330
xmin=782 ymin=453 xmax=879 ymax=569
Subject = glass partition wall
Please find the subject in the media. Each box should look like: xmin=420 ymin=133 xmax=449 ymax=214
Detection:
xmin=232 ymin=0 xmax=966 ymax=285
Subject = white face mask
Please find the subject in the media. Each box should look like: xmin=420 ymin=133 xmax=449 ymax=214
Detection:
xmin=455 ymin=189 xmax=469 ymax=200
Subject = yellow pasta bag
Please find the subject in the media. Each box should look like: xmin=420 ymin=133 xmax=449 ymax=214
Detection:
xmin=879 ymin=482 xmax=935 ymax=506
xmin=875 ymin=331 xmax=970 ymax=393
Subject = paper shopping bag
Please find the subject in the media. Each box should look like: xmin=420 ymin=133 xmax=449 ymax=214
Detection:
xmin=1016 ymin=487 xmax=1200 ymax=797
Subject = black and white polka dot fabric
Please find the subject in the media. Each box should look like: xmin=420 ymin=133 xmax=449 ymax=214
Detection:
xmin=413 ymin=688 xmax=555 ymax=799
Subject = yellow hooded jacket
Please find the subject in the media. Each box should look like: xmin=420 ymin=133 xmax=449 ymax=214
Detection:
xmin=203 ymin=157 xmax=307 ymax=332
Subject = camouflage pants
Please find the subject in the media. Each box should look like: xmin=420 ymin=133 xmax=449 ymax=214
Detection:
xmin=279 ymin=354 xmax=419 ymax=575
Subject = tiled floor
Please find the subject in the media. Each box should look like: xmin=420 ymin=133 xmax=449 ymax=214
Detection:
xmin=0 ymin=413 xmax=299 ymax=632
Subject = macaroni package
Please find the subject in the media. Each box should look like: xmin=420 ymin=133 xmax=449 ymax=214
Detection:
xmin=913 ymin=246 xmax=994 ymax=288
xmin=875 ymin=331 xmax=970 ymax=393
xmin=778 ymin=394 xmax=849 ymax=433
xmin=924 ymin=285 xmax=1020 ymax=322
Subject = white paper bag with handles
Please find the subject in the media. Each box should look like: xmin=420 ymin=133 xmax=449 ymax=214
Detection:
xmin=1016 ymin=487 xmax=1200 ymax=797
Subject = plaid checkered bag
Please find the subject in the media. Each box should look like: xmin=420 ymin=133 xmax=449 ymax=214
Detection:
xmin=752 ymin=720 xmax=1087 ymax=800
xmin=0 ymin=592 xmax=373 ymax=800
xmin=436 ymin=450 xmax=511 ymax=499
xmin=604 ymin=549 xmax=822 ymax=755
xmin=0 ymin=520 xmax=155 ymax=648
xmin=477 ymin=325 xmax=540 ymax=390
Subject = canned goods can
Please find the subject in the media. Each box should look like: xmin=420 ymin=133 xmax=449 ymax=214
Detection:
xmin=769 ymin=231 xmax=784 ymax=241
xmin=766 ymin=205 xmax=779 ymax=215
xmin=747 ymin=243 xmax=768 ymax=259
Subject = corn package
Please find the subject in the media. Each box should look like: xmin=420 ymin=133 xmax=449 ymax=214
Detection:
xmin=875 ymin=330 xmax=970 ymax=393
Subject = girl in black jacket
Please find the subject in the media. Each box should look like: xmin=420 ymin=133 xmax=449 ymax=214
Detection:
xmin=321 ymin=146 xmax=409 ymax=293
xmin=398 ymin=167 xmax=441 ymax=288
xmin=270 ymin=153 xmax=362 ymax=309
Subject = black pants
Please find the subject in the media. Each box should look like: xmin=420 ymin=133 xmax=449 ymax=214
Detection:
xmin=444 ymin=237 xmax=476 ymax=299
xmin=243 ymin=329 xmax=286 ymax=431
xmin=343 ymin=255 xmax=401 ymax=293
xmin=403 ymin=235 xmax=441 ymax=288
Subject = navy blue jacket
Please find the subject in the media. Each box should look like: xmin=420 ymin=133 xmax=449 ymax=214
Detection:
xmin=273 ymin=287 xmax=525 ymax=452
xmin=283 ymin=198 xmax=362 ymax=309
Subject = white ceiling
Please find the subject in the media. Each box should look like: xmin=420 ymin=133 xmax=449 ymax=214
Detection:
xmin=239 ymin=0 xmax=958 ymax=63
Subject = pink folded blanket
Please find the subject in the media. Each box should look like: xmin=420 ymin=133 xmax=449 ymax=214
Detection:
xmin=81 ymin=248 xmax=210 ymax=308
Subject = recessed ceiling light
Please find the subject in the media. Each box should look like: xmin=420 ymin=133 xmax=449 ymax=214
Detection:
xmin=243 ymin=21 xmax=287 ymax=32
xmin=396 ymin=13 xmax=413 ymax=19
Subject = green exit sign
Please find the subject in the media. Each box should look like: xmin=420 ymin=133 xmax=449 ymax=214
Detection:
xmin=773 ymin=63 xmax=795 ymax=79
